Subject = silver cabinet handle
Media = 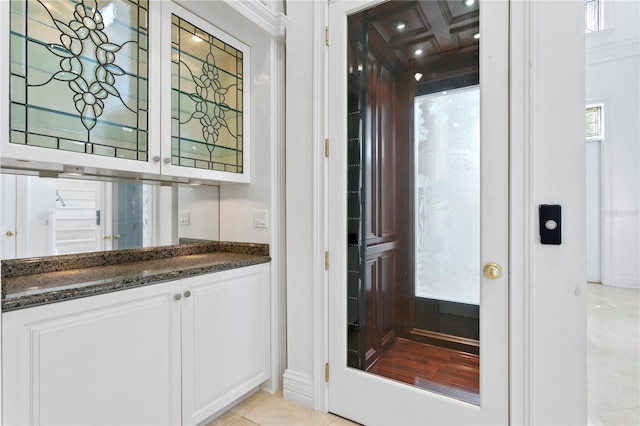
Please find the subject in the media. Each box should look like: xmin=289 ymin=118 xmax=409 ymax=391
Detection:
xmin=174 ymin=293 xmax=182 ymax=301
xmin=184 ymin=290 xmax=192 ymax=298
xmin=153 ymin=156 xmax=161 ymax=162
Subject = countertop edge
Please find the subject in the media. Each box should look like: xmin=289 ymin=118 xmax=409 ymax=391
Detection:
xmin=2 ymin=255 xmax=271 ymax=313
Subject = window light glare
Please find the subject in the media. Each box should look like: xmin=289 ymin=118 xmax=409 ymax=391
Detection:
xmin=192 ymin=35 xmax=203 ymax=42
xmin=472 ymin=32 xmax=480 ymax=40
xmin=464 ymin=0 xmax=475 ymax=6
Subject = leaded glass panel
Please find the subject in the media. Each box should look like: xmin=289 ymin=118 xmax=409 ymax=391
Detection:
xmin=171 ymin=14 xmax=244 ymax=174
xmin=586 ymin=106 xmax=602 ymax=138
xmin=9 ymin=0 xmax=149 ymax=160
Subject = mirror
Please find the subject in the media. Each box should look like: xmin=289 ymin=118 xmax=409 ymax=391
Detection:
xmin=0 ymin=173 xmax=220 ymax=260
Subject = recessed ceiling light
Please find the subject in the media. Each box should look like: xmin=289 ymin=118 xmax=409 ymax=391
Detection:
xmin=394 ymin=20 xmax=407 ymax=30
xmin=414 ymin=48 xmax=423 ymax=56
xmin=464 ymin=0 xmax=476 ymax=6
xmin=472 ymin=32 xmax=480 ymax=40
xmin=414 ymin=72 xmax=423 ymax=82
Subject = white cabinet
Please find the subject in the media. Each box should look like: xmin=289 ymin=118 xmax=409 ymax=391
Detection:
xmin=2 ymin=280 xmax=183 ymax=426
xmin=181 ymin=265 xmax=270 ymax=425
xmin=2 ymin=264 xmax=270 ymax=426
xmin=0 ymin=1 xmax=250 ymax=184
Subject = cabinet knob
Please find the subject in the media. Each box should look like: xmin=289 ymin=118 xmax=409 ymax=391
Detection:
xmin=174 ymin=293 xmax=182 ymax=301
xmin=6 ymin=231 xmax=14 ymax=237
xmin=163 ymin=157 xmax=171 ymax=164
xmin=184 ymin=290 xmax=192 ymax=298
xmin=153 ymin=156 xmax=161 ymax=163
xmin=114 ymin=234 xmax=121 ymax=240
xmin=102 ymin=234 xmax=111 ymax=240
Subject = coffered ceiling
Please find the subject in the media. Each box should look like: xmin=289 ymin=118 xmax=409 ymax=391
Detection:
xmin=368 ymin=0 xmax=479 ymax=64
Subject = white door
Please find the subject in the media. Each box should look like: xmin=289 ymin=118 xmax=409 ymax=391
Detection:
xmin=327 ymin=1 xmax=509 ymax=424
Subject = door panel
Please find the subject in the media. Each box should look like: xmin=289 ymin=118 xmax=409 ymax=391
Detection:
xmin=328 ymin=0 xmax=509 ymax=424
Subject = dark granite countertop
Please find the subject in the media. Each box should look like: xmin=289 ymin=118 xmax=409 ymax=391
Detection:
xmin=1 ymin=241 xmax=270 ymax=312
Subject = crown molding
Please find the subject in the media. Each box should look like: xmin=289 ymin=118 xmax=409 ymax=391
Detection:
xmin=223 ymin=0 xmax=288 ymax=39
xmin=586 ymin=37 xmax=640 ymax=65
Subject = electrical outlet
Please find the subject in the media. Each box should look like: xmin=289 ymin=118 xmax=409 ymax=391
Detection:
xmin=254 ymin=210 xmax=268 ymax=228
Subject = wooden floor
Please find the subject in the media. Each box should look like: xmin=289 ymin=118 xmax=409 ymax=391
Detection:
xmin=367 ymin=338 xmax=480 ymax=404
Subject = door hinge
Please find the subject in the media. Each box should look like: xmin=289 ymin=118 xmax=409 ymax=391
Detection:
xmin=325 ymin=363 xmax=330 ymax=382
xmin=324 ymin=251 xmax=330 ymax=270
xmin=325 ymin=27 xmax=329 ymax=46
xmin=325 ymin=138 xmax=329 ymax=158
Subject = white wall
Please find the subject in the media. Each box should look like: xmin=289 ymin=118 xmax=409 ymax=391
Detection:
xmin=524 ymin=1 xmax=587 ymax=423
xmin=586 ymin=0 xmax=640 ymax=289
xmin=283 ymin=0 xmax=318 ymax=408
xmin=177 ymin=186 xmax=220 ymax=241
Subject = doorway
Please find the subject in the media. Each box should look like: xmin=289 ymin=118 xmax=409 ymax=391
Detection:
xmin=327 ymin=0 xmax=509 ymax=424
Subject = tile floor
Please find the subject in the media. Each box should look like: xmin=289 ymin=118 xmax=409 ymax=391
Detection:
xmin=587 ymin=282 xmax=640 ymax=425
xmin=210 ymin=282 xmax=639 ymax=426
xmin=205 ymin=391 xmax=358 ymax=426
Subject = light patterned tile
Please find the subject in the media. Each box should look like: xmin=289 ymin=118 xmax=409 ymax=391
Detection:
xmin=230 ymin=391 xmax=275 ymax=417
xmin=327 ymin=413 xmax=362 ymax=425
xmin=205 ymin=411 xmax=242 ymax=426
xmin=243 ymin=393 xmax=334 ymax=425
xmin=231 ymin=417 xmax=260 ymax=426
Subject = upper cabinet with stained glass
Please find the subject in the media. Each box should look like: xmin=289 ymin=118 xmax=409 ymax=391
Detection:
xmin=161 ymin=2 xmax=250 ymax=183
xmin=1 ymin=0 xmax=250 ymax=184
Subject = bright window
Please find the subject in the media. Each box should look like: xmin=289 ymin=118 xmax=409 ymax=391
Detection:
xmin=585 ymin=0 xmax=603 ymax=33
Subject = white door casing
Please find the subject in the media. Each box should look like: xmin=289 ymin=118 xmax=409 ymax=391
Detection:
xmin=326 ymin=0 xmax=509 ymax=424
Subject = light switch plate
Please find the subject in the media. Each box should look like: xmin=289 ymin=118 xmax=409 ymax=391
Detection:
xmin=254 ymin=210 xmax=268 ymax=228
xmin=179 ymin=210 xmax=190 ymax=226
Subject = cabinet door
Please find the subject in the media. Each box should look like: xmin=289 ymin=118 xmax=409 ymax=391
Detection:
xmin=2 ymin=281 xmax=182 ymax=426
xmin=0 ymin=0 xmax=160 ymax=175
xmin=181 ymin=264 xmax=270 ymax=425
xmin=160 ymin=2 xmax=251 ymax=183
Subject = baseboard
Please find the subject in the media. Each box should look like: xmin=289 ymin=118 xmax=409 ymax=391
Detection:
xmin=607 ymin=278 xmax=640 ymax=289
xmin=282 ymin=369 xmax=314 ymax=409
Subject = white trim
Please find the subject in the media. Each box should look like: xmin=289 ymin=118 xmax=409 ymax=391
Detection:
xmin=223 ymin=0 xmax=289 ymax=39
xmin=265 ymin=34 xmax=287 ymax=394
xmin=282 ymin=369 xmax=314 ymax=409
xmin=585 ymin=98 xmax=611 ymax=287
xmin=609 ymin=278 xmax=640 ymax=288
xmin=313 ymin=0 xmax=329 ymax=414
xmin=509 ymin=0 xmax=534 ymax=424
xmin=586 ymin=37 xmax=640 ymax=65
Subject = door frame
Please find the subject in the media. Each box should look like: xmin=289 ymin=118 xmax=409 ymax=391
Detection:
xmin=305 ymin=1 xmax=586 ymax=424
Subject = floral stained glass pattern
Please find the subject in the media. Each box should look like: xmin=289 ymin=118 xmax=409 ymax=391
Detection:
xmin=171 ymin=14 xmax=244 ymax=173
xmin=9 ymin=0 xmax=149 ymax=160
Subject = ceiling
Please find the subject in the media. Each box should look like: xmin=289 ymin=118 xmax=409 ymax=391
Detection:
xmin=368 ymin=0 xmax=479 ymax=63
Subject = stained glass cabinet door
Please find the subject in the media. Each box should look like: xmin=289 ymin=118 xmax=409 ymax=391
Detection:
xmin=1 ymin=0 xmax=161 ymax=175
xmin=160 ymin=2 xmax=250 ymax=183
xmin=1 ymin=1 xmax=250 ymax=184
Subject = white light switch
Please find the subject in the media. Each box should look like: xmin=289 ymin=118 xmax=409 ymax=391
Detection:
xmin=179 ymin=210 xmax=190 ymax=226
xmin=254 ymin=210 xmax=268 ymax=228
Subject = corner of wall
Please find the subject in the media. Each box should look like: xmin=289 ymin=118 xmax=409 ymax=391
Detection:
xmin=282 ymin=369 xmax=315 ymax=409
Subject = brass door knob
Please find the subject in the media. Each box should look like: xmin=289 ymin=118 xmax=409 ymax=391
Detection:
xmin=102 ymin=235 xmax=111 ymax=240
xmin=6 ymin=231 xmax=14 ymax=237
xmin=483 ymin=262 xmax=502 ymax=279
xmin=114 ymin=234 xmax=121 ymax=240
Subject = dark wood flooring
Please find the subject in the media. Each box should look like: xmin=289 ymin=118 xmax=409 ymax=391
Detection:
xmin=366 ymin=338 xmax=480 ymax=404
